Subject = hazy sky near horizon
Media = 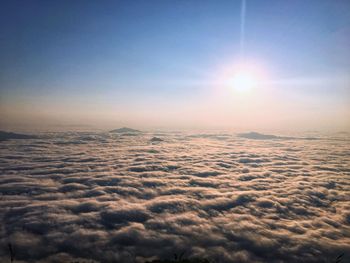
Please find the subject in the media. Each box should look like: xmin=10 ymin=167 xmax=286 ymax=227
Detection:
xmin=0 ymin=0 xmax=349 ymax=131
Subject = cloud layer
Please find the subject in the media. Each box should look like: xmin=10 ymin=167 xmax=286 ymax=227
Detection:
xmin=0 ymin=132 xmax=349 ymax=262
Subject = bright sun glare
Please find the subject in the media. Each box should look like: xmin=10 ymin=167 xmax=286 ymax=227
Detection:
xmin=230 ymin=70 xmax=257 ymax=93
xmin=221 ymin=60 xmax=267 ymax=94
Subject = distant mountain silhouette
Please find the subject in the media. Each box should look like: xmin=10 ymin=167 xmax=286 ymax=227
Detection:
xmin=0 ymin=131 xmax=37 ymax=141
xmin=109 ymin=127 xmax=141 ymax=133
xmin=237 ymin=132 xmax=293 ymax=140
xmin=238 ymin=132 xmax=320 ymax=141
xmin=237 ymin=132 xmax=321 ymax=140
xmin=150 ymin=137 xmax=164 ymax=142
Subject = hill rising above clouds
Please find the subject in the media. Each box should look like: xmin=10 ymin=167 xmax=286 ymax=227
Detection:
xmin=0 ymin=131 xmax=37 ymax=141
xmin=109 ymin=127 xmax=141 ymax=133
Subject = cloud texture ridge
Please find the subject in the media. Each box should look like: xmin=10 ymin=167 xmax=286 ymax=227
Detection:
xmin=0 ymin=132 xmax=349 ymax=262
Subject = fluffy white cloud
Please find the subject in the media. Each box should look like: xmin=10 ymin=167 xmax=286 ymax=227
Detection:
xmin=0 ymin=132 xmax=349 ymax=262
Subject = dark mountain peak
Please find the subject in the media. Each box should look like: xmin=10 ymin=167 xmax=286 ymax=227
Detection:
xmin=150 ymin=137 xmax=164 ymax=142
xmin=109 ymin=127 xmax=141 ymax=133
xmin=0 ymin=131 xmax=37 ymax=141
xmin=238 ymin=132 xmax=279 ymax=140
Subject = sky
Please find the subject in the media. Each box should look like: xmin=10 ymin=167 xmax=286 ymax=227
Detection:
xmin=0 ymin=0 xmax=349 ymax=132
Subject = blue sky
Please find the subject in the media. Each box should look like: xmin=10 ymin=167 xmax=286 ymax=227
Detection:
xmin=0 ymin=0 xmax=349 ymax=131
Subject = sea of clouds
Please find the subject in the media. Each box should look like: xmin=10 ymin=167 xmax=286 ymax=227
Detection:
xmin=0 ymin=131 xmax=349 ymax=262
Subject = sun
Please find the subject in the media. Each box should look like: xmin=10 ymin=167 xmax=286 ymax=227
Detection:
xmin=219 ymin=60 xmax=267 ymax=94
xmin=229 ymin=70 xmax=257 ymax=93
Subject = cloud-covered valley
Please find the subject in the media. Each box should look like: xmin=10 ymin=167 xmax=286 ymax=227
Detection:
xmin=0 ymin=131 xmax=349 ymax=262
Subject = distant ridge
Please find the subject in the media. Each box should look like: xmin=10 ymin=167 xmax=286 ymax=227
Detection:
xmin=0 ymin=131 xmax=37 ymax=141
xmin=238 ymin=132 xmax=281 ymax=140
xmin=237 ymin=131 xmax=319 ymax=141
xmin=109 ymin=127 xmax=141 ymax=133
xmin=150 ymin=137 xmax=164 ymax=142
